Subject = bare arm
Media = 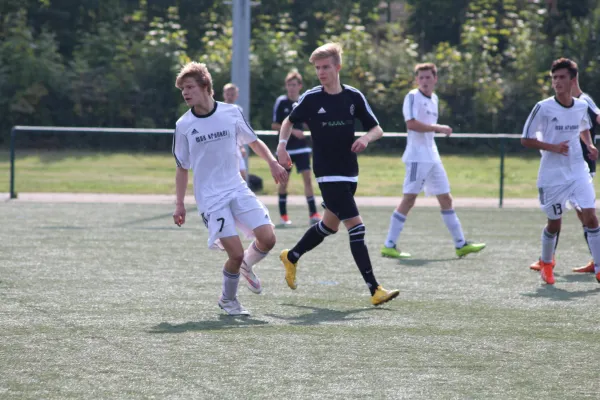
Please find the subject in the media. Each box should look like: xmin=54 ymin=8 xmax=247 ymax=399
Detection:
xmin=173 ymin=167 xmax=188 ymax=226
xmin=406 ymin=119 xmax=451 ymax=135
xmin=249 ymin=139 xmax=288 ymax=184
xmin=273 ymin=120 xmax=303 ymax=139
xmin=521 ymin=138 xmax=568 ymax=155
xmin=580 ymin=129 xmax=598 ymax=160
xmin=352 ymin=125 xmax=384 ymax=153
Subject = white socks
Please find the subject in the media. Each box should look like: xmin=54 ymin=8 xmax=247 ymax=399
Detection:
xmin=441 ymin=209 xmax=466 ymax=248
xmin=243 ymin=241 xmax=269 ymax=269
xmin=222 ymin=269 xmax=240 ymax=301
xmin=585 ymin=227 xmax=600 ymax=273
xmin=384 ymin=211 xmax=406 ymax=248
xmin=541 ymin=228 xmax=557 ymax=263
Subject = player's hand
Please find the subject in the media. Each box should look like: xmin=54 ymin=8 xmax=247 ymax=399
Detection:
xmin=351 ymin=136 xmax=369 ymax=153
xmin=269 ymin=160 xmax=288 ymax=185
xmin=588 ymin=145 xmax=598 ymax=160
xmin=173 ymin=204 xmax=186 ymax=227
xmin=291 ymin=129 xmax=304 ymax=139
xmin=554 ymin=140 xmax=569 ymax=155
xmin=436 ymin=124 xmax=453 ymax=136
xmin=240 ymin=146 xmax=247 ymax=158
xmin=276 ymin=146 xmax=292 ymax=169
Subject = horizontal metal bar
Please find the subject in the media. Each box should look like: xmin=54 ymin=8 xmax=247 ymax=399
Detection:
xmin=13 ymin=126 xmax=523 ymax=139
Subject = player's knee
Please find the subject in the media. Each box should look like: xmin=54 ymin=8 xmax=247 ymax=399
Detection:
xmin=437 ymin=193 xmax=453 ymax=209
xmin=348 ymin=223 xmax=366 ymax=240
xmin=256 ymin=230 xmax=276 ymax=251
xmin=401 ymin=195 xmax=417 ymax=208
xmin=229 ymin=251 xmax=245 ymax=267
xmin=583 ymin=211 xmax=599 ymax=229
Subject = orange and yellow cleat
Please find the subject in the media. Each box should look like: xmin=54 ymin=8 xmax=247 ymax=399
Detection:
xmin=572 ymin=260 xmax=595 ymax=273
xmin=540 ymin=259 xmax=556 ymax=284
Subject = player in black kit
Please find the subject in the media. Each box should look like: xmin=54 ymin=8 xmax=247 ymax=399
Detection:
xmin=276 ymin=42 xmax=399 ymax=306
xmin=272 ymin=71 xmax=321 ymax=226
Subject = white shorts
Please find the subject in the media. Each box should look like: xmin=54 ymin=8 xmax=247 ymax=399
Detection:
xmin=201 ymin=191 xmax=273 ymax=250
xmin=568 ymin=173 xmax=595 ymax=210
xmin=403 ymin=162 xmax=450 ymax=196
xmin=539 ymin=176 xmax=596 ymax=220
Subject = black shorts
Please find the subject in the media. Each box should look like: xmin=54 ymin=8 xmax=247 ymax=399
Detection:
xmin=585 ymin=157 xmax=596 ymax=175
xmin=318 ymin=181 xmax=359 ymax=221
xmin=289 ymin=152 xmax=311 ymax=173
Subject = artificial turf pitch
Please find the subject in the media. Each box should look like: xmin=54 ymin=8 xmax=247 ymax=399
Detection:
xmin=2 ymin=202 xmax=599 ymax=399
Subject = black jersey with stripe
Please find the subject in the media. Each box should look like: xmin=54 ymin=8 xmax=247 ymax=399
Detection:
xmin=272 ymin=95 xmax=308 ymax=151
xmin=288 ymin=84 xmax=378 ymax=181
xmin=577 ymin=93 xmax=599 ymax=170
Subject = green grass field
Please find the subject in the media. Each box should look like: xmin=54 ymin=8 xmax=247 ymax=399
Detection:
xmin=2 ymin=202 xmax=600 ymax=399
xmin=0 ymin=150 xmax=569 ymax=198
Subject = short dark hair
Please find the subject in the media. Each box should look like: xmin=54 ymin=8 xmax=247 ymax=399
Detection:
xmin=550 ymin=58 xmax=578 ymax=79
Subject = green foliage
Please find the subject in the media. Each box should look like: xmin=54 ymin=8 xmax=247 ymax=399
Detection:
xmin=2 ymin=0 xmax=600 ymax=148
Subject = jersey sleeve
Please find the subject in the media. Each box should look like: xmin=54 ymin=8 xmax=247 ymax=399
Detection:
xmin=581 ymin=110 xmax=591 ymax=132
xmin=402 ymin=92 xmax=418 ymax=121
xmin=273 ymin=97 xmax=285 ymax=123
xmin=582 ymin=94 xmax=600 ymax=115
xmin=288 ymin=93 xmax=310 ymax=124
xmin=172 ymin=125 xmax=191 ymax=169
xmin=354 ymin=90 xmax=379 ymax=131
xmin=522 ymin=103 xmax=544 ymax=139
xmin=235 ymin=107 xmax=258 ymax=145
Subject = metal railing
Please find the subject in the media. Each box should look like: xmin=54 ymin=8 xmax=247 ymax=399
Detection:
xmin=8 ymin=125 xmax=521 ymax=206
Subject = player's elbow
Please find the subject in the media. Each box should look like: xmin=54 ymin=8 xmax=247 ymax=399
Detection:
xmin=406 ymin=119 xmax=417 ymax=131
xmin=521 ymin=138 xmax=533 ymax=148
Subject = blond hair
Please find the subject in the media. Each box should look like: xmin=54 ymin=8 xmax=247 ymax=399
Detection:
xmin=414 ymin=62 xmax=437 ymax=77
xmin=285 ymin=71 xmax=303 ymax=84
xmin=175 ymin=62 xmax=214 ymax=96
xmin=223 ymin=82 xmax=239 ymax=92
xmin=309 ymin=43 xmax=343 ymax=66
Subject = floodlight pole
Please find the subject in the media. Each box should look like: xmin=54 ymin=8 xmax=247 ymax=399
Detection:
xmin=231 ymin=0 xmax=252 ymax=116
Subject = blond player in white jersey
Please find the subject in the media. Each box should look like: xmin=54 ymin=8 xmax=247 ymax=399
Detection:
xmin=222 ymin=82 xmax=249 ymax=182
xmin=521 ymin=57 xmax=600 ymax=285
xmin=381 ymin=62 xmax=485 ymax=259
xmin=172 ymin=62 xmax=288 ymax=315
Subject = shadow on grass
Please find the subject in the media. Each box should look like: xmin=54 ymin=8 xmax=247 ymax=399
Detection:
xmin=265 ymin=303 xmax=389 ymax=326
xmin=148 ymin=315 xmax=268 ymax=333
xmin=398 ymin=258 xmax=457 ymax=267
xmin=521 ymin=285 xmax=600 ymax=301
xmin=114 ymin=212 xmax=174 ymax=227
xmin=559 ymin=273 xmax=598 ymax=283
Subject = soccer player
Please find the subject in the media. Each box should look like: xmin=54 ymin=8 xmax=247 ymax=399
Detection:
xmin=276 ymin=43 xmax=399 ymax=306
xmin=521 ymin=57 xmax=600 ymax=285
xmin=529 ymin=67 xmax=600 ymax=273
xmin=272 ymin=71 xmax=321 ymax=226
xmin=380 ymin=63 xmax=486 ymax=259
xmin=172 ymin=62 xmax=288 ymax=315
xmin=223 ymin=83 xmax=249 ymax=181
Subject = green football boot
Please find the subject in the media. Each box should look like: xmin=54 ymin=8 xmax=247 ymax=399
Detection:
xmin=380 ymin=245 xmax=412 ymax=259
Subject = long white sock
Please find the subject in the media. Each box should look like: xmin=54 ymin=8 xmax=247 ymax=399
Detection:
xmin=541 ymin=228 xmax=557 ymax=263
xmin=243 ymin=241 xmax=269 ymax=269
xmin=222 ymin=269 xmax=240 ymax=300
xmin=585 ymin=227 xmax=600 ymax=273
xmin=441 ymin=209 xmax=466 ymax=248
xmin=384 ymin=211 xmax=406 ymax=248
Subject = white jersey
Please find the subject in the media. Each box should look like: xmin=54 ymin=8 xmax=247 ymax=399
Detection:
xmin=402 ymin=88 xmax=441 ymax=163
xmin=522 ymin=96 xmax=591 ymax=187
xmin=172 ymin=102 xmax=258 ymax=214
